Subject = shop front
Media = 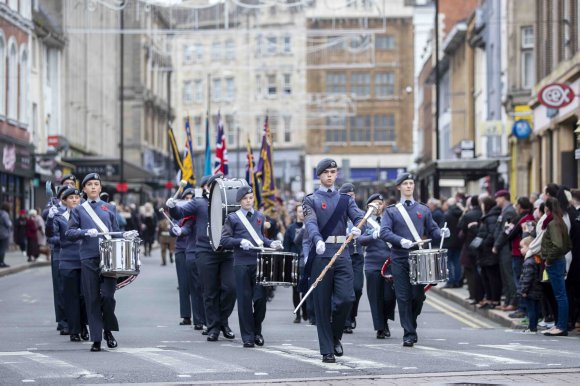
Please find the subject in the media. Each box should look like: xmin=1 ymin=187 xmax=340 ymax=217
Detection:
xmin=0 ymin=135 xmax=34 ymax=218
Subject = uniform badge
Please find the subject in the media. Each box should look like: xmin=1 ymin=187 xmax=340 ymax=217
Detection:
xmin=417 ymin=212 xmax=422 ymax=219
xmin=101 ymin=205 xmax=109 ymax=211
xmin=321 ymin=202 xmax=327 ymax=209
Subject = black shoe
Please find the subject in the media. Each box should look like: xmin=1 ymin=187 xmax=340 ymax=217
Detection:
xmin=207 ymin=333 xmax=219 ymax=342
xmin=293 ymin=316 xmax=301 ymax=324
xmin=104 ymin=331 xmax=117 ymax=349
xmin=180 ymin=318 xmax=192 ymax=325
xmin=90 ymin=342 xmax=101 ymax=352
xmin=309 ymin=320 xmax=316 ymax=326
xmin=193 ymin=324 xmax=203 ymax=330
xmin=322 ymin=354 xmax=336 ymax=363
xmin=403 ymin=340 xmax=414 ymax=347
xmin=254 ymin=334 xmax=264 ymax=346
xmin=376 ymin=330 xmax=386 ymax=339
xmin=202 ymin=327 xmax=209 ymax=336
xmin=351 ymin=318 xmax=357 ymax=329
xmin=412 ymin=336 xmax=418 ymax=343
xmin=0 ymin=262 xmax=9 ymax=268
xmin=81 ymin=326 xmax=89 ymax=341
xmin=221 ymin=326 xmax=235 ymax=339
xmin=343 ymin=326 xmax=353 ymax=334
xmin=60 ymin=330 xmax=70 ymax=336
xmin=384 ymin=324 xmax=391 ymax=338
xmin=70 ymin=334 xmax=81 ymax=342
xmin=333 ymin=339 xmax=343 ymax=357
xmin=243 ymin=342 xmax=255 ymax=348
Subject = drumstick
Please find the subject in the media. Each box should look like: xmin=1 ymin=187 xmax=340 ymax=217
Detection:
xmin=439 ymin=222 xmax=447 ymax=250
xmin=294 ymin=203 xmax=379 ymax=314
xmin=158 ymin=208 xmax=176 ymax=225
xmin=172 ymin=180 xmax=188 ymax=200
xmin=410 ymin=239 xmax=432 ymax=247
xmin=250 ymin=246 xmax=276 ymax=252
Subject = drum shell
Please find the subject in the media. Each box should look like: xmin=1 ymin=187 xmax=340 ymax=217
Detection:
xmin=256 ymin=251 xmax=299 ymax=287
xmin=99 ymin=238 xmax=141 ymax=278
xmin=408 ymin=248 xmax=448 ymax=285
xmin=208 ymin=178 xmax=249 ymax=251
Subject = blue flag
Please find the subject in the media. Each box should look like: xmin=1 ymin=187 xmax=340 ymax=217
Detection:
xmin=203 ymin=114 xmax=212 ymax=176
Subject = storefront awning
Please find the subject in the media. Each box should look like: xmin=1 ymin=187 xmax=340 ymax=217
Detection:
xmin=415 ymin=159 xmax=500 ymax=180
xmin=63 ymin=157 xmax=157 ymax=183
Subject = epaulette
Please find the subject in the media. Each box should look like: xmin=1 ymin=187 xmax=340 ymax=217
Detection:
xmin=305 ymin=193 xmax=314 ymax=197
xmin=418 ymin=202 xmax=429 ymax=208
xmin=386 ymin=204 xmax=396 ymax=208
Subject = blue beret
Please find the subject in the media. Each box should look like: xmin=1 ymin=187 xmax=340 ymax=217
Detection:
xmin=81 ymin=173 xmax=101 ymax=187
xmin=207 ymin=173 xmax=223 ymax=187
xmin=366 ymin=193 xmax=384 ymax=206
xmin=395 ymin=172 xmax=415 ymax=186
xmin=180 ymin=188 xmax=194 ymax=199
xmin=61 ymin=174 xmax=77 ymax=183
xmin=339 ymin=183 xmax=355 ymax=194
xmin=61 ymin=188 xmax=81 ymax=200
xmin=236 ymin=186 xmax=253 ymax=202
xmin=56 ymin=185 xmax=69 ymax=199
xmin=316 ymin=158 xmax=338 ymax=176
xmin=199 ymin=175 xmax=211 ymax=187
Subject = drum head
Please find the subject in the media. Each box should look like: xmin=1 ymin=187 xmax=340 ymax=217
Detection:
xmin=208 ymin=177 xmax=249 ymax=251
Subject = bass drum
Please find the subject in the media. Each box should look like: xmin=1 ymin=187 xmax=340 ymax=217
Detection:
xmin=208 ymin=177 xmax=249 ymax=251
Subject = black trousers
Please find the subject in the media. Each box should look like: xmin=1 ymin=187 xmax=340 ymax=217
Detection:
xmin=234 ymin=264 xmax=266 ymax=344
xmin=480 ymin=264 xmax=502 ymax=303
xmin=51 ymin=256 xmax=68 ymax=331
xmin=174 ymin=252 xmax=191 ymax=319
xmin=292 ymin=265 xmax=308 ymax=319
xmin=391 ymin=257 xmax=426 ymax=341
xmin=81 ymin=257 xmax=118 ymax=343
xmin=195 ymin=250 xmax=236 ymax=335
xmin=365 ymin=269 xmax=396 ymax=331
xmin=60 ymin=268 xmax=88 ymax=335
xmin=186 ymin=256 xmax=206 ymax=326
xmin=345 ymin=253 xmax=364 ymax=327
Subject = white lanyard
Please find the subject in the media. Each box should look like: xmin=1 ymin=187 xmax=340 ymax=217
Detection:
xmin=235 ymin=210 xmax=264 ymax=247
xmin=81 ymin=201 xmax=112 ymax=240
xmin=63 ymin=211 xmax=70 ymax=221
xmin=395 ymin=203 xmax=421 ymax=243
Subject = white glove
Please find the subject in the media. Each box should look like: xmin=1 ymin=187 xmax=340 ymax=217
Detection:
xmin=372 ymin=229 xmax=380 ymax=239
xmin=441 ymin=227 xmax=451 ymax=238
xmin=123 ymin=230 xmax=139 ymax=240
xmin=171 ymin=225 xmax=182 ymax=236
xmin=166 ymin=197 xmax=177 ymax=208
xmin=240 ymin=239 xmax=252 ymax=250
xmin=86 ymin=228 xmax=99 ymax=238
xmin=350 ymin=226 xmax=361 ymax=239
xmin=48 ymin=206 xmax=59 ymax=219
xmin=271 ymin=240 xmax=283 ymax=250
xmin=400 ymin=238 xmax=413 ymax=249
xmin=316 ymin=240 xmax=326 ymax=255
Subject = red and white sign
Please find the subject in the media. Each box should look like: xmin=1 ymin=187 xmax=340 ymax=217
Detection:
xmin=538 ymin=83 xmax=576 ymax=109
xmin=47 ymin=135 xmax=59 ymax=147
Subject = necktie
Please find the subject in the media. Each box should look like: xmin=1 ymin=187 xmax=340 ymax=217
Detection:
xmin=405 ymin=200 xmax=412 ymax=207
xmin=91 ymin=200 xmax=97 ymax=204
xmin=327 ymin=189 xmax=332 ymax=193
xmin=376 ymin=216 xmax=381 ymax=223
xmin=246 ymin=212 xmax=252 ymax=219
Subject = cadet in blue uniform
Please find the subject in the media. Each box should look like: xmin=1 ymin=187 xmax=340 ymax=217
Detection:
xmin=167 ymin=175 xmax=236 ymax=342
xmin=379 ymin=173 xmax=449 ymax=347
xmin=284 ymin=203 xmax=308 ymax=323
xmin=358 ymin=193 xmax=396 ymax=339
xmin=303 ymin=158 xmax=364 ymax=363
xmin=170 ymin=188 xmax=196 ymax=326
xmin=221 ymin=186 xmax=283 ymax=347
xmin=338 ymin=183 xmax=365 ymax=334
xmin=66 ymin=173 xmax=138 ymax=352
xmin=47 ymin=188 xmax=89 ymax=342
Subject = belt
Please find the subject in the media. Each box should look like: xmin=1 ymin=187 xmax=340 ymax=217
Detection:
xmin=325 ymin=236 xmax=346 ymax=243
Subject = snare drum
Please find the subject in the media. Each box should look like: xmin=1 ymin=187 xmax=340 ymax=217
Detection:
xmin=256 ymin=251 xmax=299 ymax=287
xmin=208 ymin=177 xmax=249 ymax=251
xmin=99 ymin=238 xmax=141 ymax=278
xmin=408 ymin=248 xmax=448 ymax=285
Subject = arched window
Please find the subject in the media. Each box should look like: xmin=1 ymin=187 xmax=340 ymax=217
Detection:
xmin=0 ymin=34 xmax=5 ymax=116
xmin=7 ymin=40 xmax=17 ymax=120
xmin=19 ymin=47 xmax=28 ymax=124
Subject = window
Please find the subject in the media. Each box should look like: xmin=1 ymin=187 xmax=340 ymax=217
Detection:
xmin=283 ymin=115 xmax=291 ymax=142
xmin=8 ymin=41 xmax=18 ymax=120
xmin=326 ymin=72 xmax=346 ymax=94
xmin=183 ymin=80 xmax=193 ymax=104
xmin=225 ymin=40 xmax=235 ymax=60
xmin=375 ymin=72 xmax=395 ymax=97
xmin=225 ymin=77 xmax=235 ymax=100
xmin=374 ymin=114 xmax=395 ymax=142
xmin=212 ymin=78 xmax=222 ymax=101
xmin=31 ymin=36 xmax=37 ymax=69
xmin=194 ymin=43 xmax=203 ymax=62
xmin=283 ymin=35 xmax=292 ymax=53
xmin=521 ymin=26 xmax=534 ymax=48
xmin=282 ymin=74 xmax=291 ymax=95
xmin=194 ymin=79 xmax=203 ymax=103
xmin=349 ymin=115 xmax=371 ymax=143
xmin=211 ymin=42 xmax=222 ymax=61
xmin=266 ymin=36 xmax=277 ymax=55
xmin=325 ymin=116 xmax=347 ymax=143
xmin=268 ymin=115 xmax=278 ymax=143
xmin=521 ymin=26 xmax=534 ymax=89
xmin=267 ymin=74 xmax=276 ymax=96
xmin=375 ymin=35 xmax=395 ymax=50
xmin=225 ymin=115 xmax=235 ymax=146
xmin=255 ymin=34 xmax=263 ymax=56
xmin=0 ymin=36 xmax=5 ymax=116
xmin=19 ymin=48 xmax=28 ymax=124
xmin=255 ymin=74 xmax=262 ymax=98
xmin=183 ymin=44 xmax=193 ymax=64
xmin=194 ymin=116 xmax=203 ymax=147
xmin=351 ymin=72 xmax=370 ymax=98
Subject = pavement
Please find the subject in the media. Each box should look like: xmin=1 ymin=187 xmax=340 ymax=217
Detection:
xmin=0 ymin=247 xmax=51 ymax=278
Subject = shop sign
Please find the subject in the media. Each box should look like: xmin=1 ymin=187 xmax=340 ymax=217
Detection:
xmin=538 ymin=83 xmax=576 ymax=109
xmin=512 ymin=120 xmax=532 ymax=139
xmin=75 ymin=164 xmax=119 ymax=177
xmin=0 ymin=140 xmax=33 ymax=177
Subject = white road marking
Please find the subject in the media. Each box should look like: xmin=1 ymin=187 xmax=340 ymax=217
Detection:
xmin=479 ymin=344 xmax=580 ymax=359
xmin=0 ymin=351 xmax=102 ymax=379
xmin=254 ymin=372 xmax=269 ymax=375
xmin=21 ymin=380 xmax=35 ymax=383
xmin=415 ymin=346 xmax=534 ymax=365
xmin=267 ymin=345 xmax=389 ymax=370
xmin=547 ymin=364 xmax=562 ymax=366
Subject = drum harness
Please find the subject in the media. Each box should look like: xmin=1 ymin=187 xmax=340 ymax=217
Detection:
xmin=235 ymin=210 xmax=264 ymax=248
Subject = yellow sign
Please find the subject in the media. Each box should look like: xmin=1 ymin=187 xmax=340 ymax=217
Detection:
xmin=478 ymin=120 xmax=504 ymax=136
xmin=514 ymin=105 xmax=533 ymax=126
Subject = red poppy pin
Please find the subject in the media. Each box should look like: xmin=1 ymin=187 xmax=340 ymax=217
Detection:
xmin=101 ymin=205 xmax=109 ymax=211
xmin=417 ymin=212 xmax=422 ymax=219
xmin=257 ymin=218 xmax=262 ymax=225
xmin=321 ymin=202 xmax=327 ymax=210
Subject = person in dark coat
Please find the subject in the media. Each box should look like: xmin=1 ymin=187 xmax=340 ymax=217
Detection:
xmin=458 ymin=196 xmax=483 ymax=303
xmin=475 ymin=196 xmax=502 ymax=309
xmin=427 ymin=198 xmax=445 ymax=227
xmin=283 ymin=203 xmax=308 ymax=323
xmin=519 ymin=236 xmax=543 ymax=333
xmin=14 ymin=209 xmax=28 ymax=256
xmin=442 ymin=198 xmax=464 ymax=288
xmin=567 ymin=206 xmax=580 ymax=330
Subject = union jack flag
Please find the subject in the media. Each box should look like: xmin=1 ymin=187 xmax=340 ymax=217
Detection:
xmin=213 ymin=111 xmax=229 ymax=175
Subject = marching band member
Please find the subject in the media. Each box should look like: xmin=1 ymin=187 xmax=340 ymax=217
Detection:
xmin=220 ymin=186 xmax=283 ymax=348
xmin=167 ymin=175 xmax=236 ymax=342
xmin=47 ymin=188 xmax=89 ymax=342
xmin=303 ymin=158 xmax=364 ymax=363
xmin=358 ymin=193 xmax=396 ymax=339
xmin=66 ymin=173 xmax=138 ymax=352
xmin=284 ymin=203 xmax=308 ymax=323
xmin=379 ymin=173 xmax=449 ymax=347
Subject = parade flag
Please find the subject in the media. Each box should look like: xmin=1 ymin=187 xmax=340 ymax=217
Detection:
xmin=255 ymin=116 xmax=276 ymax=209
xmin=168 ymin=124 xmax=185 ymax=173
xmin=213 ymin=111 xmax=229 ymax=175
xmin=183 ymin=117 xmax=196 ymax=186
xmin=203 ymin=113 xmax=212 ymax=176
xmin=168 ymin=123 xmax=194 ymax=185
xmin=245 ymin=137 xmax=262 ymax=210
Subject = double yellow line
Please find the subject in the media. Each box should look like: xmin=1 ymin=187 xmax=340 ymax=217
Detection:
xmin=426 ymin=295 xmax=494 ymax=329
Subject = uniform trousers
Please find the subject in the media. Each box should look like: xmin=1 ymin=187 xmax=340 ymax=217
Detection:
xmin=234 ymin=264 xmax=266 ymax=344
xmin=345 ymin=253 xmax=364 ymax=328
xmin=174 ymin=252 xmax=192 ymax=319
xmin=81 ymin=257 xmax=118 ymax=342
xmin=60 ymin=268 xmax=88 ymax=335
xmin=51 ymin=255 xmax=68 ymax=331
xmin=292 ymin=264 xmax=308 ymax=320
xmin=185 ymin=254 xmax=206 ymax=326
xmin=390 ymin=256 xmax=426 ymax=341
xmin=365 ymin=269 xmax=396 ymax=331
xmin=311 ymin=255 xmax=354 ymax=355
xmin=196 ymin=251 xmax=236 ymax=335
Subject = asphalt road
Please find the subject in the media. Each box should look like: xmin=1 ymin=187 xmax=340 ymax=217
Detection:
xmin=1 ymin=249 xmax=579 ymax=385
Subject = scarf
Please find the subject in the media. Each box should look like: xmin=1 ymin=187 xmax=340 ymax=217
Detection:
xmin=541 ymin=213 xmax=553 ymax=230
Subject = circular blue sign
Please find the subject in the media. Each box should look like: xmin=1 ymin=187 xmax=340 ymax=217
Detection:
xmin=512 ymin=119 xmax=532 ymax=139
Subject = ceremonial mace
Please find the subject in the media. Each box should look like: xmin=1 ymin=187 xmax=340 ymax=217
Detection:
xmin=293 ymin=203 xmax=379 ymax=314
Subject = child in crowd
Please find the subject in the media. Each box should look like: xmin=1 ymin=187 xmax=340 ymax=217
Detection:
xmin=519 ymin=236 xmax=543 ymax=334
